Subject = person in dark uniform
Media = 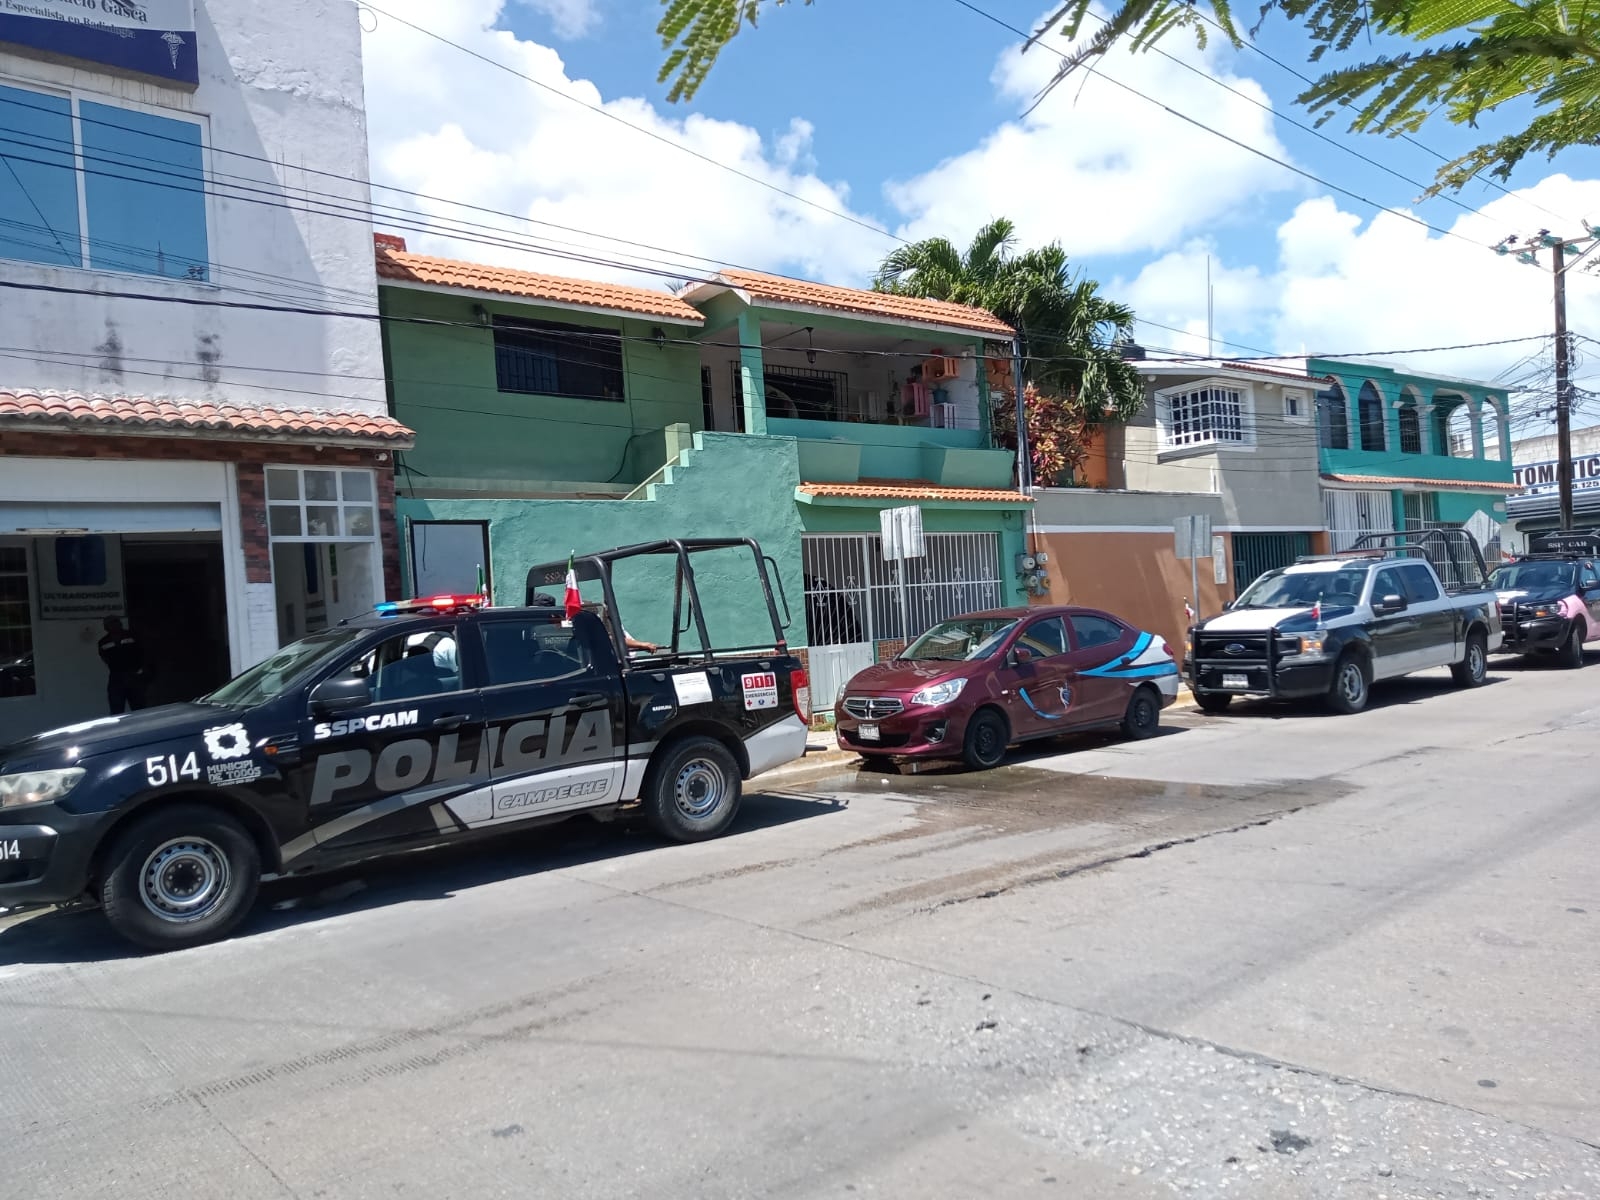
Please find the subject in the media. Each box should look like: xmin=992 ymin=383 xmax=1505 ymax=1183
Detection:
xmin=98 ymin=616 xmax=148 ymax=713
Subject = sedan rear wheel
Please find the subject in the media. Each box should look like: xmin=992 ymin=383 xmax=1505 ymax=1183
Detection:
xmin=1120 ymin=686 xmax=1161 ymax=740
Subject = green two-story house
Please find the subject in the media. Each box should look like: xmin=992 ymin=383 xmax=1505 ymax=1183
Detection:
xmin=374 ymin=235 xmax=1031 ymax=709
xmin=1311 ymin=357 xmax=1517 ymax=558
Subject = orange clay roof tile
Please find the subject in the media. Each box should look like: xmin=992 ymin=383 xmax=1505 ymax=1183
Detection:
xmin=799 ymin=479 xmax=1031 ymax=503
xmin=0 ymin=389 xmax=413 ymax=445
xmin=1321 ymin=473 xmax=1517 ymax=491
xmin=715 ymin=268 xmax=1014 ymax=337
xmin=376 ymin=246 xmax=703 ymax=323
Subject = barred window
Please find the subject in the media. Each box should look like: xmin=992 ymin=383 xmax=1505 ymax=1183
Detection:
xmin=1161 ymin=384 xmax=1247 ymax=449
xmin=493 ymin=317 xmax=624 ymax=401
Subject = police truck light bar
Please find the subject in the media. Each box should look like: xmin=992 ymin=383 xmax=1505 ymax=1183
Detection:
xmin=376 ymin=594 xmax=488 ymax=615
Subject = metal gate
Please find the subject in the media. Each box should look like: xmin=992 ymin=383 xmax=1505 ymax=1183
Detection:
xmin=1324 ymin=488 xmax=1395 ymax=551
xmin=1232 ymin=532 xmax=1312 ymax=592
xmin=802 ymin=531 xmax=1004 ymax=711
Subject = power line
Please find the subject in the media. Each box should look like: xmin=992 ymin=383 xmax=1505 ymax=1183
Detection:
xmin=358 ymin=1 xmax=901 ymax=247
xmin=1171 ymin=3 xmax=1579 ymax=228
xmin=0 ymin=79 xmax=1546 ymax=377
xmin=948 ymin=0 xmax=1496 ymax=252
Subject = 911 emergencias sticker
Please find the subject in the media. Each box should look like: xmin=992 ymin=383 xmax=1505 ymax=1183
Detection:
xmin=741 ymin=671 xmax=778 ymax=710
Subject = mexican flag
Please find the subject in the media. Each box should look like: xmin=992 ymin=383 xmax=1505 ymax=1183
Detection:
xmin=564 ymin=553 xmax=582 ymax=622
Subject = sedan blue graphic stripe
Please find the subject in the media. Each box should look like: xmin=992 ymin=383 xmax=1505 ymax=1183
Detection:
xmin=1017 ymin=687 xmax=1066 ymax=720
xmin=1084 ymin=663 xmax=1181 ymax=679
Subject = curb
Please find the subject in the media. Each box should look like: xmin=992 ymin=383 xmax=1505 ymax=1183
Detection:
xmin=754 ymin=745 xmax=861 ymax=791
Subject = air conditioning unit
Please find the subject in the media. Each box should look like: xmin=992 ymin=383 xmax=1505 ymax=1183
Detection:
xmin=931 ymin=402 xmax=958 ymax=428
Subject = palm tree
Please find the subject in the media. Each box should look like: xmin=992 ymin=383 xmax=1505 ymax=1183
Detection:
xmin=874 ymin=218 xmax=1144 ymax=420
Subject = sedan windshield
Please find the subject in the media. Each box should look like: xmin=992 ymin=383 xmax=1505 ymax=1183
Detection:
xmin=1235 ymin=567 xmax=1369 ymax=610
xmin=1491 ymin=562 xmax=1576 ymax=593
xmin=204 ymin=626 xmax=368 ymax=707
xmin=901 ymin=617 xmax=1018 ymax=661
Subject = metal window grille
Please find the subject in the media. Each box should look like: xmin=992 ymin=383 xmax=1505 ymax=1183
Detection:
xmin=1398 ymin=406 xmax=1423 ymax=454
xmin=1317 ymin=388 xmax=1349 ymax=450
xmin=1324 ymin=488 xmax=1395 ymax=552
xmin=1232 ymin=532 xmax=1312 ymax=592
xmin=730 ymin=363 xmax=848 ymax=422
xmin=802 ymin=532 xmax=1004 ymax=647
xmin=1164 ymin=385 xmax=1245 ymax=448
xmin=1357 ymin=383 xmax=1387 ymax=451
xmin=493 ymin=317 xmax=625 ymax=401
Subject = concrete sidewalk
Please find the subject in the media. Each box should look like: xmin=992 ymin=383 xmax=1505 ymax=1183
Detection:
xmin=758 ymin=685 xmax=1200 ymax=790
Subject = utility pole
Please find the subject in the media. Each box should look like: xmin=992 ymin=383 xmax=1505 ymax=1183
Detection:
xmin=1494 ymin=227 xmax=1600 ymax=530
xmin=1552 ymin=239 xmax=1574 ymax=530
xmin=1011 ymin=335 xmax=1030 ymax=495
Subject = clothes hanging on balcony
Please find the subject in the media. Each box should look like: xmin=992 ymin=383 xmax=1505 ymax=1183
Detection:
xmin=902 ymin=380 xmax=931 ymax=417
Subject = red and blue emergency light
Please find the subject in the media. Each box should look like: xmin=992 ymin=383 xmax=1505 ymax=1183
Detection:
xmin=375 ymin=594 xmax=488 ymax=616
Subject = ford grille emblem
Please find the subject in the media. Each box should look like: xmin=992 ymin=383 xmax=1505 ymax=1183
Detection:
xmin=1224 ymin=643 xmax=1247 ymax=655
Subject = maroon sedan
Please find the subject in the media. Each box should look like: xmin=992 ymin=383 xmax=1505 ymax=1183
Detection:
xmin=834 ymin=606 xmax=1181 ymax=769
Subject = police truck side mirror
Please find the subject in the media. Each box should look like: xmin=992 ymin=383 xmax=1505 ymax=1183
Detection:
xmin=309 ymin=675 xmax=372 ymax=714
xmin=1375 ymin=593 xmax=1407 ymax=615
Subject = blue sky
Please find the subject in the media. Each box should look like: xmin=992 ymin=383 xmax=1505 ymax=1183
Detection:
xmin=360 ymin=0 xmax=1600 ymax=415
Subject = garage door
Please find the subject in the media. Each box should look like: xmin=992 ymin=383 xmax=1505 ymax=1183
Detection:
xmin=0 ymin=501 xmax=221 ymax=534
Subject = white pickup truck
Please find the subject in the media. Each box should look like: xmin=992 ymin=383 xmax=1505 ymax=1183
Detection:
xmin=1186 ymin=530 xmax=1503 ymax=714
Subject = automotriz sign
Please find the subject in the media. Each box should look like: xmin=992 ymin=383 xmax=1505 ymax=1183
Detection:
xmin=0 ymin=0 xmax=198 ymax=86
xmin=1513 ymin=455 xmax=1600 ymax=496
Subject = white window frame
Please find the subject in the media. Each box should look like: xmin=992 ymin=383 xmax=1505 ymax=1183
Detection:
xmin=265 ymin=466 xmax=380 ymax=544
xmin=1155 ymin=378 xmax=1255 ymax=457
xmin=1281 ymin=388 xmax=1310 ymax=423
xmin=0 ymin=72 xmax=215 ymax=285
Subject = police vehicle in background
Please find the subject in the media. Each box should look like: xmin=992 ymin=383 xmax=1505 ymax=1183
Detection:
xmin=1490 ymin=531 xmax=1600 ymax=668
xmin=0 ymin=539 xmax=809 ymax=951
xmin=1186 ymin=529 xmax=1502 ymax=715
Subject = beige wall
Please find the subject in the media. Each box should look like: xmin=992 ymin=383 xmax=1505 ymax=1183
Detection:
xmin=1032 ymin=529 xmax=1234 ymax=656
xmin=1107 ymin=370 xmax=1325 ymax=529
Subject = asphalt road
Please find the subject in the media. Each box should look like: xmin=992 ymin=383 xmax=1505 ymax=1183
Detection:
xmin=2 ymin=656 xmax=1598 ymax=1199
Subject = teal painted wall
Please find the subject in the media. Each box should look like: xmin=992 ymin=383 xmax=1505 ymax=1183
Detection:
xmin=769 ymin=417 xmax=985 ymax=478
xmin=1321 ymin=447 xmax=1512 ymax=484
xmin=399 ymin=433 xmax=807 ymax=652
xmin=1436 ymin=490 xmax=1500 ymax=525
xmin=1310 ymin=357 xmax=1513 ymax=485
xmin=383 ymin=286 xmax=704 ymax=489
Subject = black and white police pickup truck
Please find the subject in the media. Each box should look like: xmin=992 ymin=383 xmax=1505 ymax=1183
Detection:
xmin=1186 ymin=529 xmax=1502 ymax=715
xmin=0 ymin=539 xmax=809 ymax=951
xmin=1490 ymin=530 xmax=1600 ymax=667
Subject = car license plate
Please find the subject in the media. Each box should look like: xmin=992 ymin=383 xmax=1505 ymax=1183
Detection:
xmin=1223 ymin=673 xmax=1249 ymax=690
xmin=858 ymin=723 xmax=881 ymax=741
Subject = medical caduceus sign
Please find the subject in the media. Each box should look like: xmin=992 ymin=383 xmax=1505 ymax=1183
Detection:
xmin=0 ymin=0 xmax=198 ymax=86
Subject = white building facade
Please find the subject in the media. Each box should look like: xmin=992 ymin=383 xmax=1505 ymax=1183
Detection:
xmin=0 ymin=0 xmax=409 ymax=743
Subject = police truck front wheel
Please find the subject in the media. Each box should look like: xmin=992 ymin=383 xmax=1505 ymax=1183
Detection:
xmin=99 ymin=805 xmax=262 ymax=952
xmin=646 ymin=737 xmax=743 ymax=843
xmin=1325 ymin=653 xmax=1371 ymax=715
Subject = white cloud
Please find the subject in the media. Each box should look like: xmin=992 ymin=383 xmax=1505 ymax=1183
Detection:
xmin=1119 ymin=175 xmax=1600 ymax=387
xmin=359 ymin=0 xmax=889 ymax=288
xmin=516 ymin=0 xmax=601 ymax=40
xmin=884 ymin=10 xmax=1301 ymax=258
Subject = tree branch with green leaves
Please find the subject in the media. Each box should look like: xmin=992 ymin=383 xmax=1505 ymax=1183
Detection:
xmin=1028 ymin=0 xmax=1600 ymax=194
xmin=657 ymin=0 xmax=812 ymax=102
xmin=875 ymin=219 xmax=1144 ymax=485
xmin=654 ymin=0 xmax=1600 ymax=194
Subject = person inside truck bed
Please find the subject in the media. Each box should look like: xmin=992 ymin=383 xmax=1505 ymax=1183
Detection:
xmin=531 ymin=592 xmax=658 ymax=653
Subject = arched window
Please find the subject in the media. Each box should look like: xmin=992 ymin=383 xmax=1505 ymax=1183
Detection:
xmin=1445 ymin=403 xmax=1475 ymax=457
xmin=1317 ymin=386 xmax=1349 ymax=450
xmin=1398 ymin=405 xmax=1422 ymax=454
xmin=1357 ymin=382 xmax=1386 ymax=451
